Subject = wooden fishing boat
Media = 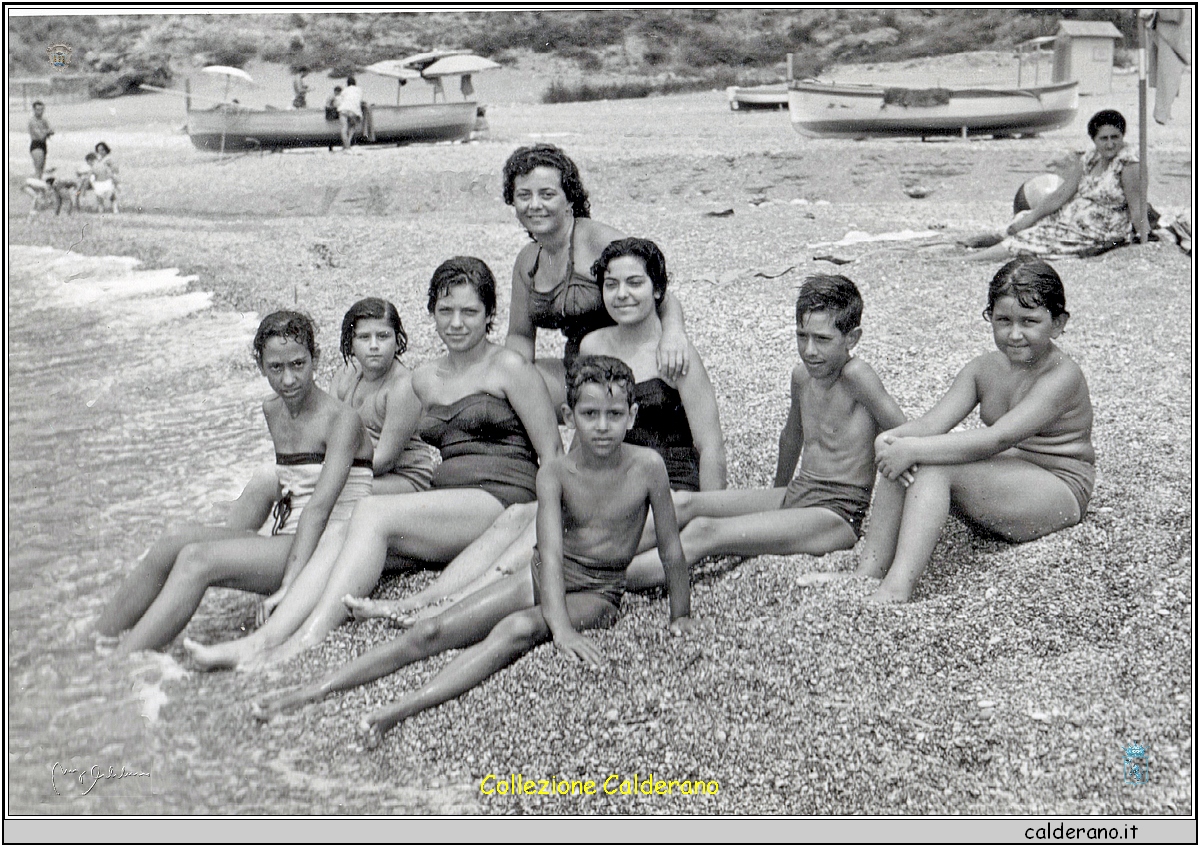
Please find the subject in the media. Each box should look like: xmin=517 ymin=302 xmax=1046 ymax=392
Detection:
xmin=186 ymin=101 xmax=479 ymax=152
xmin=787 ymin=79 xmax=1079 ymax=139
xmin=726 ymin=83 xmax=788 ymax=111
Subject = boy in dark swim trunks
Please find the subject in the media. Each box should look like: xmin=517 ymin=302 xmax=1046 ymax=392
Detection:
xmin=254 ymin=356 xmax=694 ymax=747
xmin=621 ymin=274 xmax=908 ymax=587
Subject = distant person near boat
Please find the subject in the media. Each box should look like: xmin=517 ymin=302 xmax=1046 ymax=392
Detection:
xmin=28 ymin=100 xmax=53 ymax=179
xmin=338 ymin=76 xmax=364 ymax=153
xmin=292 ymin=67 xmax=310 ymax=109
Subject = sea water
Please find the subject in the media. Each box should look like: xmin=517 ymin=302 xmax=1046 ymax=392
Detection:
xmin=7 ymin=247 xmax=473 ymax=814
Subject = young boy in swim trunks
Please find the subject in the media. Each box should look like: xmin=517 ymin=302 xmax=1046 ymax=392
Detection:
xmin=254 ymin=355 xmax=694 ymax=747
xmin=620 ymin=274 xmax=908 ymax=587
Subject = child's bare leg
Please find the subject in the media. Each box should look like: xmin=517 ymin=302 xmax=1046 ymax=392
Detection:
xmin=361 ymin=592 xmax=616 ymax=748
xmin=256 ymin=571 xmax=537 ymax=719
xmin=624 ymin=488 xmax=789 ymax=589
xmin=222 ymin=466 xmax=278 ymax=532
xmin=347 ymin=502 xmax=537 ymax=621
xmin=870 ymin=456 xmax=1080 ymax=604
xmin=185 ymin=521 xmax=350 ymax=670
xmin=95 ymin=524 xmax=262 ymax=637
xmin=112 ymin=535 xmax=292 ymax=656
xmin=853 ymin=475 xmax=906 ymax=579
xmin=252 ymin=490 xmax=506 ymax=667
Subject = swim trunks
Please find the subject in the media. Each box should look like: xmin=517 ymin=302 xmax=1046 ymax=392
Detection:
xmin=780 ymin=468 xmax=873 ymax=539
xmin=1004 ymin=447 xmax=1095 ymax=519
xmin=530 ymin=547 xmax=628 ymax=609
xmin=268 ymin=452 xmax=374 ymax=536
xmin=342 ymin=368 xmax=436 ymax=491
xmin=625 ymin=377 xmax=700 ymax=492
xmin=526 ymin=224 xmax=614 ymax=368
xmin=29 ymin=139 xmax=46 ymax=152
xmin=419 ymin=392 xmax=539 ymax=508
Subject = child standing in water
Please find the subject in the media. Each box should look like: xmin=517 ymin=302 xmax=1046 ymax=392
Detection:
xmin=254 ymin=356 xmax=694 ymax=750
xmin=844 ymin=257 xmax=1095 ymax=603
xmin=94 ymin=311 xmax=374 ymax=656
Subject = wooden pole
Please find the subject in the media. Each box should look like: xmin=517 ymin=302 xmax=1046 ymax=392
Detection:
xmin=1138 ymin=10 xmax=1149 ymax=240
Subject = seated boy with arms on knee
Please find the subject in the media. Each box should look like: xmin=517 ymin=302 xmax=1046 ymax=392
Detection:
xmin=254 ymin=355 xmax=694 ymax=746
xmin=622 ymin=274 xmax=908 ymax=585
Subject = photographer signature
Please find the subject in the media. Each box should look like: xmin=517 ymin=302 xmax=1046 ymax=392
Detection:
xmin=51 ymin=762 xmax=150 ymax=795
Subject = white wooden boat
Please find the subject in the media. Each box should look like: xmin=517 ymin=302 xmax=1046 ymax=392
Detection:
xmin=726 ymin=83 xmax=788 ymax=111
xmin=186 ymin=101 xmax=479 ymax=152
xmin=787 ymin=79 xmax=1079 ymax=139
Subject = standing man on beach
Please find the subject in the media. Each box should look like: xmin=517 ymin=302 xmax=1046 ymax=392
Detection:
xmin=338 ymin=76 xmax=363 ymax=152
xmin=28 ymin=100 xmax=53 ymax=179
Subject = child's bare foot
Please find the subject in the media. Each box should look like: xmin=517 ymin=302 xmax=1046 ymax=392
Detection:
xmin=359 ymin=717 xmax=383 ymax=750
xmin=864 ymin=586 xmax=909 ymax=604
xmin=252 ymin=687 xmax=312 ymax=721
xmin=343 ymin=594 xmax=422 ymax=624
xmin=796 ymin=571 xmax=855 ymax=588
xmin=183 ymin=637 xmax=238 ymax=672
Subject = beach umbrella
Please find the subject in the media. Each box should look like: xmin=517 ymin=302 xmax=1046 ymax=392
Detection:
xmin=420 ymin=54 xmax=501 ymax=78
xmin=364 ymin=60 xmax=423 ymax=104
xmin=199 ymin=66 xmax=254 ymax=158
xmin=200 ymin=65 xmax=254 ymax=103
xmin=396 ymin=50 xmax=471 ymax=72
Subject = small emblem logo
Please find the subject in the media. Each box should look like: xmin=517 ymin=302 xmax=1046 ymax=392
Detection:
xmin=47 ymin=43 xmax=72 ymax=69
xmin=1123 ymin=743 xmax=1148 ymax=786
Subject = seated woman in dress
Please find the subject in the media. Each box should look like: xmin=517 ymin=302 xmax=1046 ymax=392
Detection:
xmin=185 ymin=257 xmax=563 ymax=670
xmin=969 ymin=109 xmax=1149 ymax=261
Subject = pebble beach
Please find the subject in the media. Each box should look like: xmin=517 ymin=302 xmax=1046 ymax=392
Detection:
xmin=6 ymin=50 xmax=1193 ymax=819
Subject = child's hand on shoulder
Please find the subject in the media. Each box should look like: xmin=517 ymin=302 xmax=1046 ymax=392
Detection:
xmin=669 ymin=616 xmax=697 ymax=637
xmin=554 ymin=629 xmax=605 ymax=668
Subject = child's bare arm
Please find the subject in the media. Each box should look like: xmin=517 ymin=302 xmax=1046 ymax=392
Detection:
xmin=842 ymin=358 xmax=906 ymax=431
xmin=676 ymin=348 xmax=727 ymax=490
xmin=646 ymin=456 xmax=692 ymax=629
xmin=884 ymin=357 xmax=982 ymax=440
xmin=372 ymin=372 xmax=423 ymax=476
xmin=281 ymin=407 xmax=364 ymax=588
xmin=773 ymin=366 xmax=805 ymax=487
xmin=879 ymin=360 xmax=1081 ymax=476
xmin=534 ymin=464 xmax=604 ymax=665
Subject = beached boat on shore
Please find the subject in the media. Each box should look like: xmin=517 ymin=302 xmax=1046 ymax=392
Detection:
xmin=186 ymin=101 xmax=479 ymax=152
xmin=726 ymin=83 xmax=788 ymax=111
xmin=787 ymin=79 xmax=1079 ymax=139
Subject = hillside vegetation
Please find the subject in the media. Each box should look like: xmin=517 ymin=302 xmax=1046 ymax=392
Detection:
xmin=10 ymin=9 xmax=1138 ymax=97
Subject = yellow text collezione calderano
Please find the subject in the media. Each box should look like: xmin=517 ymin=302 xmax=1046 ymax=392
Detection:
xmin=480 ymin=773 xmax=720 ymax=796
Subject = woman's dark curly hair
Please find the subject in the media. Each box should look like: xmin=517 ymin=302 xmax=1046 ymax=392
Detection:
xmin=1087 ymin=109 xmax=1126 ymax=138
xmin=501 ymin=143 xmax=591 ymax=219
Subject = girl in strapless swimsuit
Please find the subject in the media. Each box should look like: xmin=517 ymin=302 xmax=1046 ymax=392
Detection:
xmin=186 ymin=258 xmax=563 ymax=672
xmin=96 ymin=311 xmax=375 ymax=658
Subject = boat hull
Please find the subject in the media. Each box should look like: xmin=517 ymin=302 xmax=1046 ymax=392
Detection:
xmin=187 ymin=102 xmax=478 ymax=151
xmin=726 ymin=84 xmax=788 ymax=111
xmin=787 ymin=80 xmax=1078 ymax=138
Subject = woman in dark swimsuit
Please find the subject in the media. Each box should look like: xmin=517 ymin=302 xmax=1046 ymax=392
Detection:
xmin=502 ymin=143 xmax=692 ymax=407
xmin=186 ymin=257 xmax=563 ymax=671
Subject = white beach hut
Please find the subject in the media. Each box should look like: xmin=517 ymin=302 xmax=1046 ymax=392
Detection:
xmin=1052 ymin=20 xmax=1125 ymax=95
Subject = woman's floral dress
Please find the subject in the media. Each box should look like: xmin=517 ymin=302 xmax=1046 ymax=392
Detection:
xmin=1005 ymin=146 xmax=1138 ymax=257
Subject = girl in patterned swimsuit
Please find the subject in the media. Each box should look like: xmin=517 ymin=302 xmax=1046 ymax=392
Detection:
xmin=96 ymin=311 xmax=375 ymax=657
xmin=347 ymin=238 xmax=727 ymax=623
xmin=187 ymin=257 xmax=563 ymax=671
